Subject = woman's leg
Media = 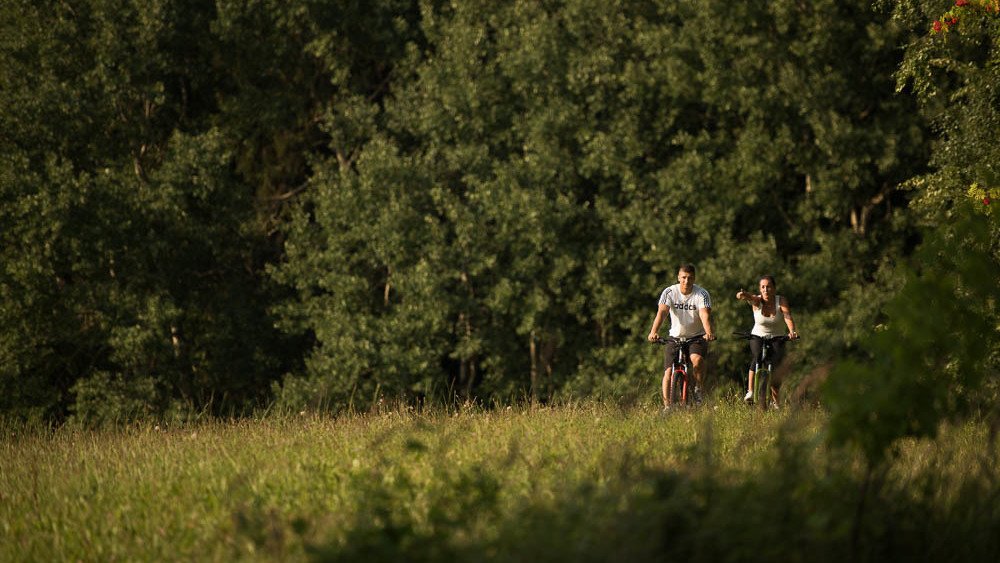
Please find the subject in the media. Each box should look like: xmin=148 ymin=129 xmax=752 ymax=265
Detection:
xmin=746 ymin=338 xmax=762 ymax=401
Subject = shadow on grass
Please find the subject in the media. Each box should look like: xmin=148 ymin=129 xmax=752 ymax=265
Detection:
xmin=237 ymin=417 xmax=1000 ymax=562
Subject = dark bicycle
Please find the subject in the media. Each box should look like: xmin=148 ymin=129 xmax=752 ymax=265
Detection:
xmin=734 ymin=332 xmax=794 ymax=410
xmin=653 ymin=335 xmax=704 ymax=408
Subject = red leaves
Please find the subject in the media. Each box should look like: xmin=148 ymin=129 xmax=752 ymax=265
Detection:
xmin=932 ymin=16 xmax=959 ymax=33
xmin=931 ymin=0 xmax=1000 ymax=33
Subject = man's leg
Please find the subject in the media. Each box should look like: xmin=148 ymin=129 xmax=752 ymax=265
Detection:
xmin=661 ymin=342 xmax=678 ymax=408
xmin=688 ymin=354 xmax=706 ymax=404
xmin=661 ymin=369 xmax=671 ymax=408
xmin=691 ymin=354 xmax=704 ymax=384
xmin=689 ymin=337 xmax=710 ymax=403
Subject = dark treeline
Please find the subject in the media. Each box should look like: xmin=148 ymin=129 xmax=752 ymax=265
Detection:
xmin=1 ymin=0 xmax=997 ymax=424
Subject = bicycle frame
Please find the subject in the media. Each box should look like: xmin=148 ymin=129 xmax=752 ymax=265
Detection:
xmin=735 ymin=333 xmax=791 ymax=410
xmin=670 ymin=344 xmax=689 ymax=407
xmin=752 ymin=347 xmax=773 ymax=411
xmin=655 ymin=336 xmax=702 ymax=407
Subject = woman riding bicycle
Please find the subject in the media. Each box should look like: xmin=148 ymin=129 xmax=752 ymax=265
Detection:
xmin=735 ymin=275 xmax=799 ymax=405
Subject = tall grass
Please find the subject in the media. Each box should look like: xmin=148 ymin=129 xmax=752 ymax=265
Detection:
xmin=1 ymin=402 xmax=997 ymax=561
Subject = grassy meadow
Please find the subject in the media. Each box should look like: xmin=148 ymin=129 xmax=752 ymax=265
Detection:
xmin=2 ymin=401 xmax=998 ymax=562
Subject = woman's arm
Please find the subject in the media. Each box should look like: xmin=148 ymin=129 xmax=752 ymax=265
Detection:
xmin=735 ymin=290 xmax=761 ymax=307
xmin=780 ymin=297 xmax=799 ymax=338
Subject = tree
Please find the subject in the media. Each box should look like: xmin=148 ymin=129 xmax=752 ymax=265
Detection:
xmin=0 ymin=0 xmax=420 ymax=421
xmin=823 ymin=0 xmax=1000 ymax=462
xmin=273 ymin=0 xmax=930 ymax=409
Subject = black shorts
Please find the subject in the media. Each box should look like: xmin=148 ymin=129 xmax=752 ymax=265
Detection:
xmin=748 ymin=337 xmax=786 ymax=371
xmin=663 ymin=337 xmax=709 ymax=370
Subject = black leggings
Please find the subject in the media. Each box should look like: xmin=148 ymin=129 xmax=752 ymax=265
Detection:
xmin=748 ymin=338 xmax=786 ymax=372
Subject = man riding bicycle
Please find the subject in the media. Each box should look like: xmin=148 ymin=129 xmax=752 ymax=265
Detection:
xmin=647 ymin=264 xmax=716 ymax=409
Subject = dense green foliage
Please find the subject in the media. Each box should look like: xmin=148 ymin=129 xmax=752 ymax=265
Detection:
xmin=1 ymin=0 xmax=996 ymax=425
xmin=0 ymin=0 xmax=315 ymax=421
xmin=823 ymin=0 xmax=1000 ymax=463
xmin=3 ymin=406 xmax=999 ymax=561
xmin=273 ymin=0 xmax=928 ymax=410
xmin=892 ymin=0 xmax=1000 ymax=220
xmin=4 ymin=6 xmax=999 ymax=561
xmin=825 ymin=205 xmax=999 ymax=462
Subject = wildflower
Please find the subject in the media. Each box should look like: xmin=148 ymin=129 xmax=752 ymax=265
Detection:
xmin=933 ymin=20 xmax=943 ymax=32
xmin=956 ymin=0 xmax=969 ymax=6
xmin=985 ymin=196 xmax=992 ymax=205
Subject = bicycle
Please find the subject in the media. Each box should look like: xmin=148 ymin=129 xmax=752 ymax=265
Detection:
xmin=733 ymin=332 xmax=794 ymax=410
xmin=653 ymin=335 xmax=704 ymax=408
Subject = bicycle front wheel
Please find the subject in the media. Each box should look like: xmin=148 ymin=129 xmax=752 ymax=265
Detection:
xmin=670 ymin=370 xmax=687 ymax=406
xmin=754 ymin=368 xmax=770 ymax=411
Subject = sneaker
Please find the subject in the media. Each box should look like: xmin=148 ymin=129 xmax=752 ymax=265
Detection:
xmin=744 ymin=391 xmax=753 ymax=403
xmin=693 ymin=386 xmax=703 ymax=405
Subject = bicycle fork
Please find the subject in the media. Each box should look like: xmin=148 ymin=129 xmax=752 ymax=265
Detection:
xmin=753 ymin=348 xmax=773 ymax=408
xmin=673 ymin=365 xmax=688 ymax=404
xmin=671 ymin=349 xmax=689 ymax=405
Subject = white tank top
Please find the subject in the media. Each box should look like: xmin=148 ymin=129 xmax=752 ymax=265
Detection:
xmin=751 ymin=296 xmax=785 ymax=337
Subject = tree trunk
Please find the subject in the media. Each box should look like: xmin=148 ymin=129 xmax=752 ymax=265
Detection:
xmin=529 ymin=330 xmax=538 ymax=405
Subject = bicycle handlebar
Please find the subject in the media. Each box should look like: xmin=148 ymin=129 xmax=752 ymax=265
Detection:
xmin=731 ymin=331 xmax=799 ymax=342
xmin=651 ymin=335 xmax=706 ymax=345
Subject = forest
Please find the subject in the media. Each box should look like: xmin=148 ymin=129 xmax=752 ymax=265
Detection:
xmin=1 ymin=0 xmax=997 ymax=429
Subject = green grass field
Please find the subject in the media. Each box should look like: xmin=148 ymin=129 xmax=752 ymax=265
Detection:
xmin=2 ymin=402 xmax=998 ymax=562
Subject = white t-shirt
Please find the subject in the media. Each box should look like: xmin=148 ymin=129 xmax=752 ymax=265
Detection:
xmin=658 ymin=284 xmax=712 ymax=338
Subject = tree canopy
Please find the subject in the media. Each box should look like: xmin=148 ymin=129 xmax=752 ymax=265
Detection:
xmin=1 ymin=0 xmax=994 ymax=425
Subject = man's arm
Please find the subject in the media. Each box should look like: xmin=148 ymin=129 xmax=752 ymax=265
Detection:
xmin=647 ymin=303 xmax=669 ymax=341
xmin=699 ymin=306 xmax=716 ymax=341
